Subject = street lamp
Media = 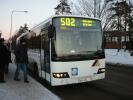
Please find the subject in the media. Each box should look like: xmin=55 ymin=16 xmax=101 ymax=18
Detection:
xmin=9 ymin=10 xmax=28 ymax=51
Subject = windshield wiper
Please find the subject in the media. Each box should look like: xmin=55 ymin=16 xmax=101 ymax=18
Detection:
xmin=74 ymin=51 xmax=95 ymax=54
xmin=92 ymin=50 xmax=105 ymax=58
xmin=94 ymin=50 xmax=104 ymax=54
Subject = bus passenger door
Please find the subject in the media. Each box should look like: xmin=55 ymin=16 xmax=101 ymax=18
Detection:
xmin=44 ymin=38 xmax=51 ymax=83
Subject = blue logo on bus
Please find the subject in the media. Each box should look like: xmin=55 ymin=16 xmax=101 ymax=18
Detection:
xmin=71 ymin=68 xmax=78 ymax=76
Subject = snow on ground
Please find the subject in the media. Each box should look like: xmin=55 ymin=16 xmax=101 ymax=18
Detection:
xmin=0 ymin=63 xmax=61 ymax=100
xmin=105 ymin=49 xmax=133 ymax=66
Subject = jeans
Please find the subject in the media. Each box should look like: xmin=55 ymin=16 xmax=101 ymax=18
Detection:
xmin=14 ymin=63 xmax=28 ymax=81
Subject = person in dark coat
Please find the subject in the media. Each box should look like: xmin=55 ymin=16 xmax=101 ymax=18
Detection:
xmin=4 ymin=48 xmax=12 ymax=74
xmin=0 ymin=38 xmax=9 ymax=83
xmin=14 ymin=38 xmax=29 ymax=83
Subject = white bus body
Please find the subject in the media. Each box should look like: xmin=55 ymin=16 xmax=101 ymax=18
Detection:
xmin=19 ymin=15 xmax=105 ymax=86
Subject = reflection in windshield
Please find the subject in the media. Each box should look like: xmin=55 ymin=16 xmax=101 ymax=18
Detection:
xmin=55 ymin=28 xmax=102 ymax=56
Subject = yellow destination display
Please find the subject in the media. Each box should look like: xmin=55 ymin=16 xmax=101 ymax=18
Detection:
xmin=60 ymin=17 xmax=93 ymax=27
xmin=82 ymin=20 xmax=93 ymax=27
xmin=60 ymin=18 xmax=75 ymax=27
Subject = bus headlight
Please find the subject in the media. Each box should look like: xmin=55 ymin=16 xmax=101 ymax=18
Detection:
xmin=97 ymin=68 xmax=105 ymax=74
xmin=53 ymin=72 xmax=70 ymax=78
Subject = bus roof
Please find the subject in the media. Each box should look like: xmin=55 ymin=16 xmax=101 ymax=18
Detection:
xmin=31 ymin=15 xmax=101 ymax=30
xmin=53 ymin=15 xmax=101 ymax=20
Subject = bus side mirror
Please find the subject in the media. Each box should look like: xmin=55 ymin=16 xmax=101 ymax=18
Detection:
xmin=48 ymin=25 xmax=55 ymax=38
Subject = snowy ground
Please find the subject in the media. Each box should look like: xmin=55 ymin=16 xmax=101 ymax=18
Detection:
xmin=105 ymin=49 xmax=133 ymax=66
xmin=0 ymin=63 xmax=60 ymax=100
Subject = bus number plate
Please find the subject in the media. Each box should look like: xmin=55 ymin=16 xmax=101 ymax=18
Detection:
xmin=78 ymin=78 xmax=87 ymax=83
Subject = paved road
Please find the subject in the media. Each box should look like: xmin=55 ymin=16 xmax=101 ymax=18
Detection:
xmin=40 ymin=64 xmax=133 ymax=100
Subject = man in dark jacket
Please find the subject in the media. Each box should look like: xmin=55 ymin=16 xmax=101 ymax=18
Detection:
xmin=0 ymin=38 xmax=9 ymax=83
xmin=4 ymin=49 xmax=12 ymax=74
xmin=14 ymin=38 xmax=29 ymax=83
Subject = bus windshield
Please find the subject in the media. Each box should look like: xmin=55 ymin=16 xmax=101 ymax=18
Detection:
xmin=53 ymin=17 xmax=103 ymax=59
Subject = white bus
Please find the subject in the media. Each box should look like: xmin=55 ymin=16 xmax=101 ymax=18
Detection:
xmin=21 ymin=15 xmax=105 ymax=86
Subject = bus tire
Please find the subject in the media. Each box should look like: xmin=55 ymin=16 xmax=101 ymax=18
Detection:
xmin=33 ymin=63 xmax=39 ymax=80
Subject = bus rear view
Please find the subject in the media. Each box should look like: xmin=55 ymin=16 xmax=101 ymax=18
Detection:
xmin=50 ymin=16 xmax=105 ymax=86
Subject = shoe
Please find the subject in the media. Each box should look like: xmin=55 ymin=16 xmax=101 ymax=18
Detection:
xmin=0 ymin=80 xmax=6 ymax=83
xmin=24 ymin=80 xmax=29 ymax=83
xmin=14 ymin=78 xmax=20 ymax=81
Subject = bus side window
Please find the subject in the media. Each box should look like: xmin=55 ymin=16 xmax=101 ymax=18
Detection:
xmin=45 ymin=41 xmax=49 ymax=54
xmin=41 ymin=28 xmax=49 ymax=54
xmin=44 ymin=35 xmax=50 ymax=54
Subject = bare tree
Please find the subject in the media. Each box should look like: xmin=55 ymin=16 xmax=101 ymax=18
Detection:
xmin=109 ymin=0 xmax=133 ymax=52
xmin=71 ymin=0 xmax=113 ymax=31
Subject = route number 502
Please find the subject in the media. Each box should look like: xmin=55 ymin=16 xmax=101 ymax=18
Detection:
xmin=60 ymin=18 xmax=75 ymax=27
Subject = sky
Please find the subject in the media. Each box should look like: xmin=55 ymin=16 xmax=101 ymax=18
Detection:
xmin=0 ymin=0 xmax=60 ymax=40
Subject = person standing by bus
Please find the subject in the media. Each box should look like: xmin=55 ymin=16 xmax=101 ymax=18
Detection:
xmin=4 ymin=48 xmax=12 ymax=74
xmin=0 ymin=38 xmax=9 ymax=83
xmin=14 ymin=38 xmax=29 ymax=83
xmin=2 ymin=41 xmax=12 ymax=74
